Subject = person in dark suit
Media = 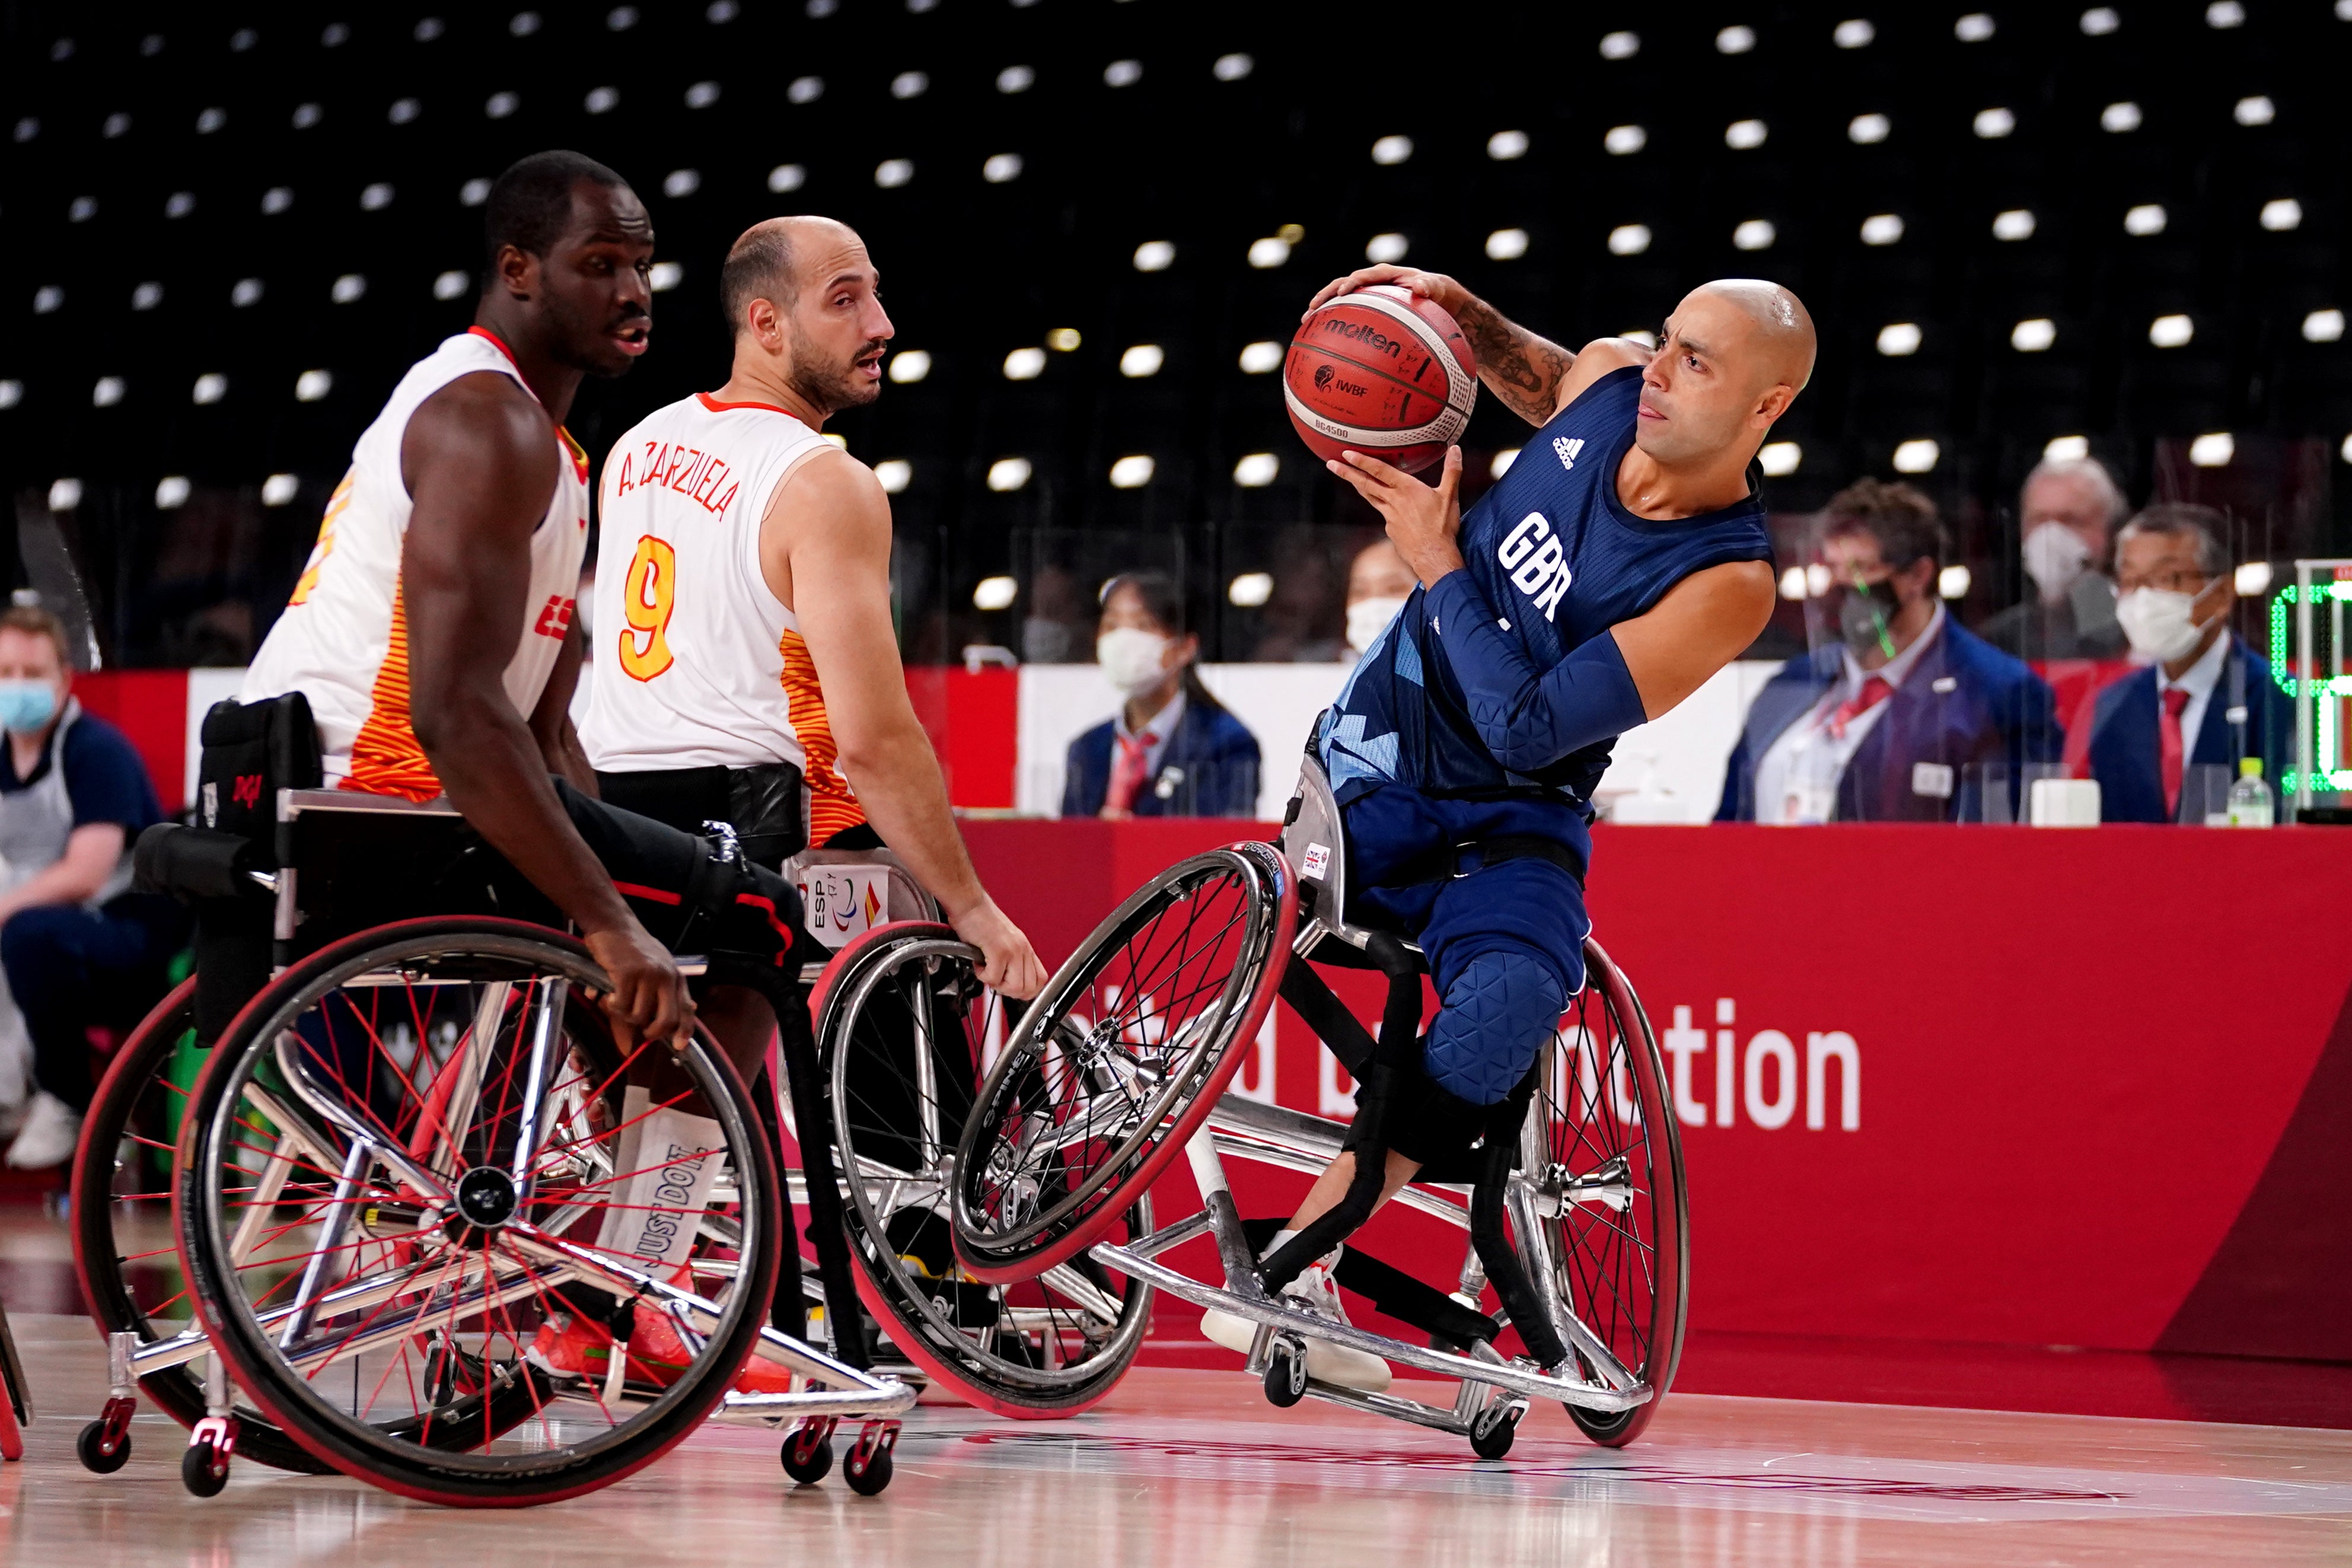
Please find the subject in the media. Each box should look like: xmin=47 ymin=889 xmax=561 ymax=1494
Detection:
xmin=1060 ymin=572 xmax=1263 ymax=819
xmin=1718 ymin=479 xmax=2062 ymax=823
xmin=2087 ymin=504 xmax=2291 ymax=823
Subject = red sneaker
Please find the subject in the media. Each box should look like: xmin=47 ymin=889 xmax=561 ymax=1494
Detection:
xmin=525 ymin=1311 xmax=669 ymax=1387
xmin=628 ymin=1282 xmax=797 ymax=1395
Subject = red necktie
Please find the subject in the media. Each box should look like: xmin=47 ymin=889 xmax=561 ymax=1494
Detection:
xmin=1105 ymin=732 xmax=1152 ymax=812
xmin=1828 ymin=675 xmax=1895 ymax=740
xmin=2160 ymin=686 xmax=2191 ymax=818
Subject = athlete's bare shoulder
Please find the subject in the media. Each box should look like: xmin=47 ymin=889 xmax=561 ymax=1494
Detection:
xmin=768 ymin=442 xmax=889 ymax=535
xmin=401 ymin=370 xmax=559 ymax=512
xmin=759 ymin=444 xmax=891 ymax=611
xmin=1555 ymin=337 xmax=1654 ymax=415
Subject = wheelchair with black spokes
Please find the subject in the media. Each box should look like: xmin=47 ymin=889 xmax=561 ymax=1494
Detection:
xmin=947 ymin=761 xmax=1687 ymax=1458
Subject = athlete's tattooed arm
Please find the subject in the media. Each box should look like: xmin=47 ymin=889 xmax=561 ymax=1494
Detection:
xmin=1451 ymin=295 xmax=1577 ymax=425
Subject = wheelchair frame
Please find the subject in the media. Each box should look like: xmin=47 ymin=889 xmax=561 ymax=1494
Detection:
xmin=82 ymin=786 xmax=913 ymax=1499
xmin=956 ymin=757 xmax=1682 ymax=1454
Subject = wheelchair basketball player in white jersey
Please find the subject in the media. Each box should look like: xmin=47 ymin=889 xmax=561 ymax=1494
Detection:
xmin=579 ymin=214 xmax=1047 ymax=1032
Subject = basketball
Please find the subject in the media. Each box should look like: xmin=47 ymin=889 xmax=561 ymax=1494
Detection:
xmin=1283 ymin=285 xmax=1478 ymax=474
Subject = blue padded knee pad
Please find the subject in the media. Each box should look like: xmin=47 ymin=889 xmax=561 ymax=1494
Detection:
xmin=1422 ymin=950 xmax=1567 ymax=1107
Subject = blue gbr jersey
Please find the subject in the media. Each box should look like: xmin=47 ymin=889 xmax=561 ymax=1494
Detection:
xmin=1320 ymin=365 xmax=1773 ymax=812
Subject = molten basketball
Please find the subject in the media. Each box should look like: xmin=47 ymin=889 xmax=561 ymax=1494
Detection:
xmin=1284 ymin=285 xmax=1478 ymax=474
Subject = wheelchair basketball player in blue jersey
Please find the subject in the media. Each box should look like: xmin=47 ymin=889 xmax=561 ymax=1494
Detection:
xmin=1202 ymin=267 xmax=1814 ymax=1389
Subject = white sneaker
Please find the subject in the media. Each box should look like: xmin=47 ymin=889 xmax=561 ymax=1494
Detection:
xmin=6 ymin=1091 xmax=81 ymax=1170
xmin=1202 ymin=1255 xmax=1392 ymax=1394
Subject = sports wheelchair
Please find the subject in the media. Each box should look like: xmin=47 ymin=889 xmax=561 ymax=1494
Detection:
xmin=70 ymin=786 xmax=1149 ymax=1503
xmin=947 ymin=761 xmax=1687 ymax=1457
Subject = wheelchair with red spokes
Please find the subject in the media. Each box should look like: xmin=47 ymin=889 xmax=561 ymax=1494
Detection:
xmin=948 ymin=761 xmax=1687 ymax=1457
xmin=69 ymin=805 xmax=1149 ymax=1502
xmin=72 ymin=788 xmax=913 ymax=1505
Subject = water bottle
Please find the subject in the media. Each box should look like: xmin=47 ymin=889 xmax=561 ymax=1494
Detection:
xmin=2226 ymin=757 xmax=2274 ymax=828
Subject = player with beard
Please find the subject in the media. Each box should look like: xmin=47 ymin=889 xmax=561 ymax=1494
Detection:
xmin=583 ymin=215 xmax=1047 ymax=1038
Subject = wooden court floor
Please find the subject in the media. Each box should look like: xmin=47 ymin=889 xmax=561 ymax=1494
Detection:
xmin=4 ymin=1313 xmax=2350 ymax=1567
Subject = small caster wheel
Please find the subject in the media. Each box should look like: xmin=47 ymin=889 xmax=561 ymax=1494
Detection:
xmin=781 ymin=1428 xmax=834 ymax=1484
xmin=1263 ymin=1337 xmax=1308 ymax=1409
xmin=181 ymin=1440 xmax=230 ymax=1497
xmin=1469 ymin=1401 xmax=1522 ymax=1461
xmin=843 ymin=1443 xmax=893 ymax=1496
xmin=77 ymin=1419 xmax=132 ymax=1474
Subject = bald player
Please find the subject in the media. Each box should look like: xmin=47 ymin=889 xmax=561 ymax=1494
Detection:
xmin=1199 ymin=270 xmax=1813 ymax=1389
xmin=581 ymin=216 xmax=1046 ymax=1034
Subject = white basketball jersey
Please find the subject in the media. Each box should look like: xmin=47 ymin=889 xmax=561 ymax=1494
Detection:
xmin=582 ymin=393 xmax=868 ymax=844
xmin=241 ymin=329 xmax=591 ymax=800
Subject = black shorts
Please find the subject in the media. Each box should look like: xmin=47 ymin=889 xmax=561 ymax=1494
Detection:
xmin=594 ymin=763 xmax=805 ymax=872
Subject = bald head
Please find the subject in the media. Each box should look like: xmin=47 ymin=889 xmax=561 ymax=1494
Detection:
xmin=1686 ymin=279 xmax=1816 ymax=394
xmin=720 ymin=215 xmax=865 ymax=334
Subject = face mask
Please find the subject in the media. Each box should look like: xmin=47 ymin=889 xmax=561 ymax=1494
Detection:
xmin=1096 ymin=627 xmax=1174 ymax=696
xmin=2114 ymin=587 xmax=2207 ymax=664
xmin=0 ymin=681 xmax=57 ymax=735
xmin=1346 ymin=596 xmax=1408 ymax=656
xmin=2022 ymin=521 xmax=2093 ymax=606
xmin=1830 ymin=581 xmax=1906 ymax=659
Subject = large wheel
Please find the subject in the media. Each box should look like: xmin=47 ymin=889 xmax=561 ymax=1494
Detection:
xmin=1518 ymin=936 xmax=1687 ymax=1448
xmin=173 ymin=917 xmax=782 ymax=1507
xmin=814 ymin=923 xmax=1152 ymax=1417
xmin=949 ymin=843 xmax=1294 ymax=1284
xmin=74 ymin=979 xmax=544 ymax=1473
xmin=72 ymin=979 xmax=328 ymax=1473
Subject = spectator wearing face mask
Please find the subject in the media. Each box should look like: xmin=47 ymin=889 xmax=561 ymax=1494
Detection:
xmin=1343 ymin=539 xmax=1417 ymax=661
xmin=2085 ymin=505 xmax=2292 ymax=823
xmin=0 ymin=606 xmax=184 ymax=1169
xmin=1061 ymin=572 xmax=1263 ymax=820
xmin=1717 ymin=479 xmax=2061 ymax=823
xmin=1978 ymin=457 xmax=2129 ymax=661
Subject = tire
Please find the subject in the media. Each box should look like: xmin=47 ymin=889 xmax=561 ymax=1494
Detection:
xmin=76 ymin=1419 xmax=131 ymax=1474
xmin=951 ymin=844 xmax=1295 ymax=1283
xmin=843 ymin=1441 xmax=892 ymax=1496
xmin=815 ymin=925 xmax=1151 ymax=1418
xmin=173 ymin=917 xmax=783 ymax=1508
xmin=71 ymin=980 xmax=326 ymax=1474
xmin=1469 ymin=1403 xmax=1519 ymax=1461
xmin=1262 ymin=1339 xmax=1306 ymax=1408
xmin=1519 ymin=937 xmax=1688 ymax=1448
xmin=779 ymin=1426 xmax=833 ymax=1484
xmin=181 ymin=1439 xmax=228 ymax=1496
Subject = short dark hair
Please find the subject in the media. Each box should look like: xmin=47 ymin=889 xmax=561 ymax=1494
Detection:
xmin=2118 ymin=502 xmax=2228 ymax=576
xmin=485 ymin=150 xmax=628 ymax=270
xmin=1822 ymin=477 xmax=1945 ymax=573
xmin=721 ymin=222 xmax=796 ymax=333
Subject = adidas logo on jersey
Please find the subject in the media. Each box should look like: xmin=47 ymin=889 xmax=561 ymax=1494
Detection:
xmin=1553 ymin=436 xmax=1585 ymax=472
xmin=1497 ymin=512 xmax=1573 ymax=623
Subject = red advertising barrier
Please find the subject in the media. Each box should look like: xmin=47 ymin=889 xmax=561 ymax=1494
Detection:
xmin=961 ymin=818 xmax=2352 ymax=1363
